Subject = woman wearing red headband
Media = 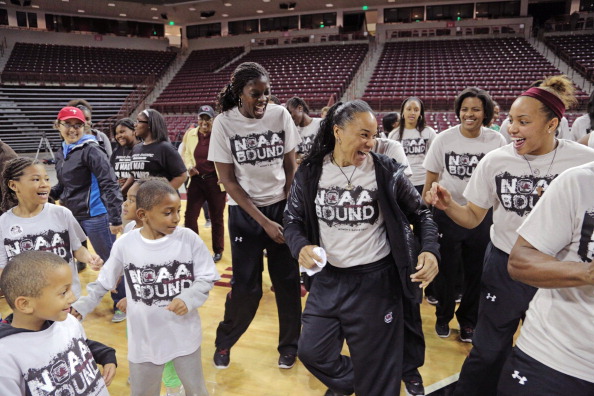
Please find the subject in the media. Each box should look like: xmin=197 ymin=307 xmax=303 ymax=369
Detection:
xmin=425 ymin=76 xmax=594 ymax=396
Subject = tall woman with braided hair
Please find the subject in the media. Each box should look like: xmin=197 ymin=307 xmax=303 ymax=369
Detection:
xmin=208 ymin=62 xmax=302 ymax=370
xmin=425 ymin=76 xmax=594 ymax=395
xmin=284 ymin=100 xmax=440 ymax=396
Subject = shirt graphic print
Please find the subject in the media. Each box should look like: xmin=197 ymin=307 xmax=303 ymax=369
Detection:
xmin=25 ymin=336 xmax=106 ymax=396
xmin=495 ymin=172 xmax=556 ymax=217
xmin=315 ymin=185 xmax=380 ymax=229
xmin=445 ymin=151 xmax=485 ymax=180
xmin=124 ymin=260 xmax=195 ymax=307
xmin=230 ymin=130 xmax=285 ymax=166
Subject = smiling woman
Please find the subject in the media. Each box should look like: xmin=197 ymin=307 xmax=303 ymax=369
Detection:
xmin=207 ymin=61 xmax=303 ymax=371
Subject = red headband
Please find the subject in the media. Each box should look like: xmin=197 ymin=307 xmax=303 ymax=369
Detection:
xmin=520 ymin=87 xmax=565 ymax=120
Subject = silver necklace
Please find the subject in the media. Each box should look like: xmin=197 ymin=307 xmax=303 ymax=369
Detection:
xmin=331 ymin=153 xmax=357 ymax=191
xmin=523 ymin=140 xmax=558 ymax=197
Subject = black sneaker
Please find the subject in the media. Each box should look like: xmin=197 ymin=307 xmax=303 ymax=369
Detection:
xmin=213 ymin=253 xmax=222 ymax=263
xmin=435 ymin=322 xmax=450 ymax=338
xmin=213 ymin=348 xmax=230 ymax=369
xmin=425 ymin=295 xmax=438 ymax=305
xmin=460 ymin=326 xmax=474 ymax=343
xmin=278 ymin=353 xmax=296 ymax=369
xmin=404 ymin=379 xmax=425 ymax=396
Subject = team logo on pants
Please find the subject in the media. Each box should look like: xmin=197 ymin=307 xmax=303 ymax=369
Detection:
xmin=384 ymin=312 xmax=393 ymax=323
xmin=512 ymin=370 xmax=527 ymax=385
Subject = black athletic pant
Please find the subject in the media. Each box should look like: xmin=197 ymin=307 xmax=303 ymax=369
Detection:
xmin=498 ymin=348 xmax=594 ymax=395
xmin=402 ymin=297 xmax=425 ymax=383
xmin=433 ymin=209 xmax=492 ymax=328
xmin=455 ymin=243 xmax=537 ymax=396
xmin=298 ymin=256 xmax=404 ymax=396
xmin=215 ymin=200 xmax=302 ymax=355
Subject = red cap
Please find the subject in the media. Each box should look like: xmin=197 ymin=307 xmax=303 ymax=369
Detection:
xmin=57 ymin=106 xmax=86 ymax=123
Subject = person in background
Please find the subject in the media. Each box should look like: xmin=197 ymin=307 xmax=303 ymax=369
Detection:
xmin=49 ymin=106 xmax=125 ymax=323
xmin=320 ymin=106 xmax=331 ymax=119
xmin=0 ymin=140 xmax=17 ymax=215
xmin=110 ymin=118 xmax=139 ymax=193
xmin=67 ymin=99 xmax=112 ymax=158
xmin=489 ymin=102 xmax=501 ymax=132
xmin=381 ymin=112 xmax=400 ymax=139
xmin=123 ymin=109 xmax=187 ymax=192
xmin=423 ymin=88 xmax=506 ymax=344
xmin=286 ymin=97 xmax=322 ymax=164
xmin=573 ymin=91 xmax=594 ymax=142
xmin=182 ymin=105 xmax=226 ymax=263
xmin=389 ymin=97 xmax=437 ymax=195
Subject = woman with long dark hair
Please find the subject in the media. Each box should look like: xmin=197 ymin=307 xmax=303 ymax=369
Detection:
xmin=284 ymin=99 xmax=439 ymax=396
xmin=110 ymin=117 xmax=139 ymax=191
xmin=388 ymin=97 xmax=436 ymax=194
xmin=208 ymin=62 xmax=302 ymax=370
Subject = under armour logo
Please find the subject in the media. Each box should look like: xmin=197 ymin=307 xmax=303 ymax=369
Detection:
xmin=384 ymin=312 xmax=393 ymax=323
xmin=512 ymin=370 xmax=527 ymax=385
xmin=486 ymin=293 xmax=496 ymax=302
xmin=234 ymin=237 xmax=243 ymax=242
xmin=438 ymin=233 xmax=443 ymax=238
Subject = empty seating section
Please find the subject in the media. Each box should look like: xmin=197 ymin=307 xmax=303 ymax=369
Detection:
xmin=545 ymin=34 xmax=594 ymax=83
xmin=363 ymin=38 xmax=588 ymax=112
xmin=2 ymin=43 xmax=176 ymax=84
xmin=153 ymin=47 xmax=244 ymax=113
xmin=163 ymin=114 xmax=197 ymax=143
xmin=0 ymin=85 xmax=134 ymax=152
xmin=152 ymin=44 xmax=368 ymax=113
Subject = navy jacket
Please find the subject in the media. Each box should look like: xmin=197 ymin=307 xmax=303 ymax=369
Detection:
xmin=284 ymin=152 xmax=440 ymax=302
xmin=50 ymin=139 xmax=123 ymax=225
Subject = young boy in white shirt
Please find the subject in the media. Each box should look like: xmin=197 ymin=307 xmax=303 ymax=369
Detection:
xmin=72 ymin=179 xmax=220 ymax=396
xmin=0 ymin=250 xmax=116 ymax=395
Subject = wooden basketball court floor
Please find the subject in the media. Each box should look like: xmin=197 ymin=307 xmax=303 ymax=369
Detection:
xmin=0 ymin=200 xmax=476 ymax=396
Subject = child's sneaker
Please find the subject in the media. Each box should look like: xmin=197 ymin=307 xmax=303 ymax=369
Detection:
xmin=112 ymin=309 xmax=126 ymax=323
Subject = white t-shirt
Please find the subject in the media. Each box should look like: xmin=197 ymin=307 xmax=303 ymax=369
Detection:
xmin=316 ymin=154 xmax=390 ymax=267
xmin=0 ymin=314 xmax=109 ymax=396
xmin=571 ymin=114 xmax=592 ymax=141
xmin=464 ymin=140 xmax=594 ymax=254
xmin=588 ymin=133 xmax=594 ymax=149
xmin=123 ymin=220 xmax=137 ymax=234
xmin=500 ymin=117 xmax=572 ymax=142
xmin=423 ymin=125 xmax=506 ymax=205
xmin=0 ymin=204 xmax=86 ymax=297
xmin=373 ymin=138 xmax=412 ymax=178
xmin=388 ymin=127 xmax=436 ymax=186
xmin=208 ymin=104 xmax=300 ymax=207
xmin=515 ymin=161 xmax=594 ymax=382
xmin=296 ymin=117 xmax=322 ymax=156
xmin=73 ymin=227 xmax=220 ymax=364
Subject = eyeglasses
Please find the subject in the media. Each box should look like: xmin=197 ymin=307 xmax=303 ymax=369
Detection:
xmin=134 ymin=120 xmax=149 ymax=125
xmin=59 ymin=122 xmax=85 ymax=130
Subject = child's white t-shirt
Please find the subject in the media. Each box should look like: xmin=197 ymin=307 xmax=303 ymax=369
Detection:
xmin=208 ymin=104 xmax=301 ymax=207
xmin=388 ymin=127 xmax=436 ymax=186
xmin=515 ymin=162 xmax=594 ymax=382
xmin=72 ymin=227 xmax=220 ymax=364
xmin=423 ymin=125 xmax=506 ymax=205
xmin=0 ymin=204 xmax=86 ymax=297
xmin=464 ymin=140 xmax=594 ymax=254
xmin=316 ymin=154 xmax=390 ymax=267
xmin=0 ymin=314 xmax=110 ymax=396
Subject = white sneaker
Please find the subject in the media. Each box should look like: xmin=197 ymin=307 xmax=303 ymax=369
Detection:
xmin=204 ymin=220 xmax=212 ymax=228
xmin=162 ymin=385 xmax=185 ymax=396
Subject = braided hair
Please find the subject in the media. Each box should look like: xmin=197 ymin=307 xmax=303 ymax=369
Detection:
xmin=217 ymin=62 xmax=270 ymax=113
xmin=1 ymin=157 xmax=39 ymax=212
